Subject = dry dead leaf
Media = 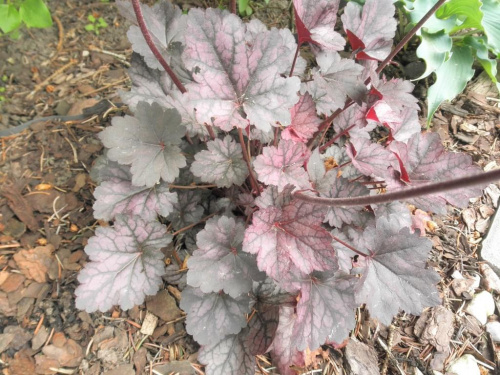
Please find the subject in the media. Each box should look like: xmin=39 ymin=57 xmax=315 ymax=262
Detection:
xmin=13 ymin=245 xmax=55 ymax=283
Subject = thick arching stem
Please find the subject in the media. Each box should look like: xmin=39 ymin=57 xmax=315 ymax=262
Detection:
xmin=131 ymin=0 xmax=187 ymax=94
xmin=294 ymin=169 xmax=500 ymax=207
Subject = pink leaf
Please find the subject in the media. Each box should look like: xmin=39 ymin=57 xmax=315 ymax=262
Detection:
xmin=75 ymin=215 xmax=171 ymax=312
xmin=183 ymin=9 xmax=300 ymax=132
xmin=341 ymin=0 xmax=397 ymax=61
xmin=282 ymin=94 xmax=321 ymax=143
xmin=292 ymin=0 xmax=345 ymax=51
xmin=293 ymin=272 xmax=358 ymax=350
xmin=354 ymin=218 xmax=441 ymax=324
xmin=388 ymin=132 xmax=483 ymax=213
xmin=253 ymin=140 xmax=312 ymax=191
xmin=187 ymin=216 xmax=262 ymax=298
xmin=243 ymin=199 xmax=336 ymax=284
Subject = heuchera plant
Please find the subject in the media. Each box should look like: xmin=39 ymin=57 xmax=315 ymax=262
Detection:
xmin=75 ymin=0 xmax=500 ymax=374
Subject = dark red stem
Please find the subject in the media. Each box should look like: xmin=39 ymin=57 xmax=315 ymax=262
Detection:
xmin=319 ymin=123 xmax=356 ymax=152
xmin=131 ymin=0 xmax=186 ymax=94
xmin=294 ymin=169 xmax=500 ymax=207
xmin=289 ymin=44 xmax=300 ymax=77
xmin=230 ymin=0 xmax=236 ymax=14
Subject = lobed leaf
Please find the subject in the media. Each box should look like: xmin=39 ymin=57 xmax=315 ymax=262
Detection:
xmin=347 ymin=138 xmax=399 ymax=179
xmin=243 ymin=199 xmax=336 ymax=285
xmin=99 ymin=102 xmax=186 ymax=187
xmin=341 ymin=0 xmax=397 ymax=61
xmin=292 ymin=0 xmax=345 ymax=51
xmin=198 ymin=329 xmax=255 ymax=375
xmin=253 ymin=140 xmax=311 ymax=192
xmin=191 ymin=136 xmax=249 ymax=188
xmin=246 ymin=303 xmax=279 ymax=355
xmin=187 ymin=216 xmax=262 ymax=297
xmin=183 ymin=9 xmax=300 ymax=132
xmin=180 ymin=286 xmax=252 ymax=346
xmin=281 ymin=93 xmax=321 ymax=143
xmin=388 ymin=132 xmax=482 ymax=214
xmin=353 ymin=217 xmax=441 ymax=324
xmin=293 ymin=272 xmax=358 ymax=350
xmin=75 ymin=215 xmax=172 ymax=312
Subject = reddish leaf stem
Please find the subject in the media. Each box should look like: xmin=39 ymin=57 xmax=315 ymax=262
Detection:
xmin=230 ymin=0 xmax=236 ymax=14
xmin=131 ymin=0 xmax=187 ymax=94
xmin=238 ymin=129 xmax=260 ymax=194
xmin=319 ymin=123 xmax=356 ymax=152
xmin=375 ymin=0 xmax=448 ymax=75
xmin=289 ymin=44 xmax=301 ymax=77
xmin=331 ymin=234 xmax=368 ymax=258
xmin=294 ymin=169 xmax=500 ymax=207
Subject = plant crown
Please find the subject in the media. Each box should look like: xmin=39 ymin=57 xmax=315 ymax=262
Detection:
xmin=75 ymin=0 xmax=492 ymax=373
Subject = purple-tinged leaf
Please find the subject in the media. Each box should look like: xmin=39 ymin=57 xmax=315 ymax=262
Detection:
xmin=99 ymin=102 xmax=186 ymax=187
xmin=253 ymin=140 xmax=312 ymax=191
xmin=254 ymin=185 xmax=294 ymax=210
xmin=243 ymin=199 xmax=336 ymax=283
xmin=341 ymin=0 xmax=397 ymax=61
xmin=187 ymin=216 xmax=263 ymax=297
xmin=374 ymin=202 xmax=412 ymax=229
xmin=316 ymin=171 xmax=369 ymax=228
xmin=180 ymin=286 xmax=251 ymax=346
xmin=167 ymin=190 xmax=204 ymax=231
xmin=347 ymin=138 xmax=399 ymax=179
xmin=270 ymin=306 xmax=304 ymax=375
xmin=303 ymin=52 xmax=365 ymax=114
xmin=246 ymin=303 xmax=279 ymax=355
xmin=391 ymin=107 xmax=421 ymax=143
xmin=332 ymin=103 xmax=373 ymax=141
xmin=292 ymin=0 xmax=345 ymax=51
xmin=387 ymin=132 xmax=483 ymax=214
xmin=93 ymin=179 xmax=178 ymax=222
xmin=293 ymin=271 xmax=358 ymax=350
xmin=190 ymin=136 xmax=249 ymax=188
xmin=119 ymin=53 xmax=173 ymax=110
xmin=198 ymin=329 xmax=255 ymax=375
xmin=183 ymin=9 xmax=300 ymax=132
xmin=354 ymin=217 xmax=441 ymax=324
xmin=282 ymin=93 xmax=321 ymax=143
xmin=75 ymin=215 xmax=172 ymax=312
xmin=117 ymin=0 xmax=187 ymax=73
xmin=307 ymin=148 xmax=326 ymax=184
xmin=90 ymin=155 xmax=132 ymax=184
xmin=237 ymin=193 xmax=255 ymax=216
xmin=374 ymin=78 xmax=419 ymax=113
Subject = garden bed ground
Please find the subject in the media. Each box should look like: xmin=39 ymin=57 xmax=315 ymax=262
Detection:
xmin=0 ymin=1 xmax=500 ymax=374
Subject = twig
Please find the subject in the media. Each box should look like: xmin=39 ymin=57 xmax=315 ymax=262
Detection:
xmin=26 ymin=60 xmax=77 ymax=99
xmin=238 ymin=129 xmax=260 ymax=194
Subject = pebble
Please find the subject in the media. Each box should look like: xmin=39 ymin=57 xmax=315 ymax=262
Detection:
xmin=480 ymin=263 xmax=500 ymax=293
xmin=481 ymin=205 xmax=500 ymax=274
xmin=446 ymin=354 xmax=480 ymax=375
xmin=486 ymin=321 xmax=500 ymax=342
xmin=465 ymin=291 xmax=495 ymax=324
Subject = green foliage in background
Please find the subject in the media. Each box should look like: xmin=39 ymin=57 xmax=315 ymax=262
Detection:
xmin=0 ymin=0 xmax=52 ymax=38
xmin=403 ymin=0 xmax=500 ymax=125
xmin=85 ymin=14 xmax=108 ymax=35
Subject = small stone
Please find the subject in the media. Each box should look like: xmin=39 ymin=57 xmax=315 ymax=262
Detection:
xmin=481 ymin=206 xmax=500 ymax=273
xmin=140 ymin=312 xmax=158 ymax=336
xmin=465 ymin=291 xmax=495 ymax=324
xmin=486 ymin=321 xmax=500 ymax=342
xmin=446 ymin=354 xmax=480 ymax=375
xmin=480 ymin=263 xmax=500 ymax=293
